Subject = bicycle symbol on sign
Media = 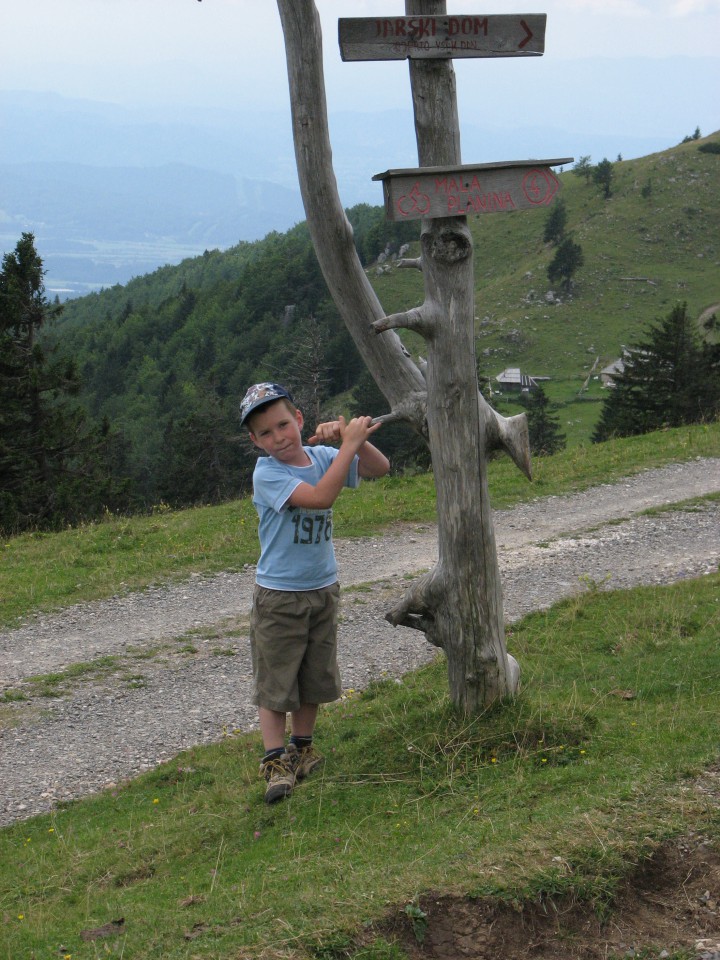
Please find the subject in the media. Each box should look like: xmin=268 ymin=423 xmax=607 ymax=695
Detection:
xmin=395 ymin=182 xmax=431 ymax=218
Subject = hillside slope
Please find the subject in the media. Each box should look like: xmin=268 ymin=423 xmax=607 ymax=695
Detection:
xmin=375 ymin=132 xmax=720 ymax=383
xmin=60 ymin=131 xmax=720 ymax=379
xmin=49 ymin=134 xmax=719 ymax=506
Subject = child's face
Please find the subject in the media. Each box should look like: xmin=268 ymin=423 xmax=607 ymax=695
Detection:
xmin=249 ymin=400 xmax=307 ymax=466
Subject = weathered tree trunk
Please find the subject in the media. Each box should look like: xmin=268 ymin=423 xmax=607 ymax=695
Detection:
xmin=277 ymin=0 xmax=526 ymax=712
xmin=276 ymin=1 xmax=428 ymax=433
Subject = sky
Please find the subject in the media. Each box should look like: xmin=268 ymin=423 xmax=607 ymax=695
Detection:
xmin=1 ymin=0 xmax=719 ymax=118
xmin=1 ymin=0 xmax=717 ymax=288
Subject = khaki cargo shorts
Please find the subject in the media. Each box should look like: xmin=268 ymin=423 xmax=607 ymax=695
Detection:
xmin=249 ymin=583 xmax=341 ymax=713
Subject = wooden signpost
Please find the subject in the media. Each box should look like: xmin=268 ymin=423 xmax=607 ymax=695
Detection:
xmin=278 ymin=4 xmax=573 ymax=711
xmin=339 ymin=14 xmax=546 ymax=60
xmin=341 ymin=13 xmax=570 ymax=219
xmin=373 ymin=158 xmax=573 ymax=221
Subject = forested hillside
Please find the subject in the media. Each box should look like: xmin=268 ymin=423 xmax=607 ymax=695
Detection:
xmin=52 ymin=207 xmax=419 ymax=510
xmin=44 ymin=132 xmax=720 ymax=515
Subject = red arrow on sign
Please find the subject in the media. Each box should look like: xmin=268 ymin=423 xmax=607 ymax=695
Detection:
xmin=518 ymin=18 xmax=533 ymax=49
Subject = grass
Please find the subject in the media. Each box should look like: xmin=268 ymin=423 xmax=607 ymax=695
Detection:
xmin=2 ymin=572 xmax=719 ymax=959
xmin=0 ymin=424 xmax=718 ymax=957
xmin=1 ymin=419 xmax=718 ymax=630
xmin=1 ymin=654 xmax=155 ymax=702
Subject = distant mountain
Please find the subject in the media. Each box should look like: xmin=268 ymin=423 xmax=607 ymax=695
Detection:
xmin=1 ymin=55 xmax=717 ymax=295
xmin=0 ymin=92 xmax=309 ymax=295
xmin=0 ymin=158 xmax=305 ymax=296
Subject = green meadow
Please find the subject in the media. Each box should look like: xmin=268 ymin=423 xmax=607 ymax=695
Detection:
xmin=1 ymin=422 xmax=719 ymax=958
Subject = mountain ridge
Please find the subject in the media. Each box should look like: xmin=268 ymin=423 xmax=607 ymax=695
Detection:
xmin=3 ymin=60 xmax=716 ymax=294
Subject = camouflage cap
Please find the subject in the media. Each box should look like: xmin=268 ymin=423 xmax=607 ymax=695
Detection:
xmin=239 ymin=382 xmax=294 ymax=426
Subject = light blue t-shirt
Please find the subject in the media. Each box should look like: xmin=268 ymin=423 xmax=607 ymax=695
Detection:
xmin=252 ymin=445 xmax=360 ymax=591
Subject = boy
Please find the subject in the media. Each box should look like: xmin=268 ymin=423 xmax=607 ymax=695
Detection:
xmin=240 ymin=383 xmax=390 ymax=803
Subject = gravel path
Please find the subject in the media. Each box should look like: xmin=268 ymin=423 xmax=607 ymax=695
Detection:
xmin=1 ymin=458 xmax=718 ymax=827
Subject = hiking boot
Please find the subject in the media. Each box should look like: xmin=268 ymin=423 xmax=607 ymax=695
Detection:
xmin=295 ymin=744 xmax=324 ymax=781
xmin=259 ymin=744 xmax=299 ymax=804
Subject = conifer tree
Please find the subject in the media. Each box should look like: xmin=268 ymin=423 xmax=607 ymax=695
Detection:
xmin=0 ymin=233 xmax=125 ymax=533
xmin=520 ymin=385 xmax=566 ymax=456
xmin=593 ymin=302 xmax=719 ymax=442
xmin=593 ymin=158 xmax=614 ymax=199
xmin=547 ymin=236 xmax=584 ymax=292
xmin=572 ymin=155 xmax=593 ymax=184
xmin=158 ymin=387 xmax=249 ymax=508
xmin=543 ymin=197 xmax=567 ymax=246
xmin=351 ymin=369 xmax=431 ymax=472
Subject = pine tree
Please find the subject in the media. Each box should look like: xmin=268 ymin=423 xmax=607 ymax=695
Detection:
xmin=593 ymin=302 xmax=719 ymax=442
xmin=280 ymin=314 xmax=332 ymax=424
xmin=543 ymin=198 xmax=567 ymax=246
xmin=547 ymin=236 xmax=584 ymax=292
xmin=158 ymin=390 xmax=251 ymax=508
xmin=572 ymin=156 xmax=593 ymax=185
xmin=351 ymin=369 xmax=430 ymax=473
xmin=593 ymin=158 xmax=614 ymax=199
xmin=520 ymin=385 xmax=566 ymax=456
xmin=0 ymin=233 xmax=126 ymax=533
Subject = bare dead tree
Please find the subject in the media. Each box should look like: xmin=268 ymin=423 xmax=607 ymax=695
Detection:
xmin=277 ymin=0 xmax=530 ymax=713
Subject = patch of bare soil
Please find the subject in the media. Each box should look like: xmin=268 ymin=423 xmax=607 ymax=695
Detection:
xmin=359 ymin=769 xmax=720 ymax=960
xmin=373 ymin=839 xmax=720 ymax=959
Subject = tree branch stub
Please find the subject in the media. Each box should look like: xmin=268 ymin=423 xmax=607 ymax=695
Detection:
xmin=397 ymin=257 xmax=424 ymax=271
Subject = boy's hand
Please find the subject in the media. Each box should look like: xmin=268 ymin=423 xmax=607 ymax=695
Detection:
xmin=308 ymin=416 xmax=345 ymax=446
xmin=308 ymin=415 xmax=380 ymax=448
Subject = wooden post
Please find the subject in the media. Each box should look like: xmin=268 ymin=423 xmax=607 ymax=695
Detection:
xmin=370 ymin=0 xmax=521 ymax=710
xmin=276 ymin=0 xmax=568 ymax=712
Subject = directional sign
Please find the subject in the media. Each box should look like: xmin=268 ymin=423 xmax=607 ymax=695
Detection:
xmin=372 ymin=159 xmax=573 ymax=222
xmin=339 ymin=14 xmax=546 ymax=61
